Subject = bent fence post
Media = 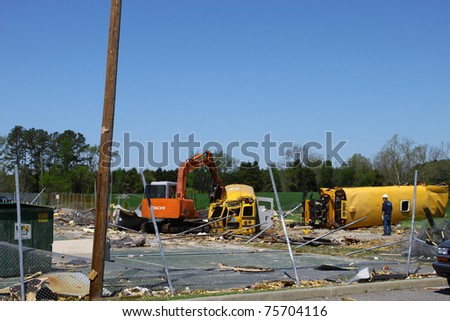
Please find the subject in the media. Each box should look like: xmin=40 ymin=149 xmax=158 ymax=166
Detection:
xmin=268 ymin=166 xmax=300 ymax=286
xmin=14 ymin=165 xmax=25 ymax=301
xmin=140 ymin=170 xmax=174 ymax=296
xmin=406 ymin=170 xmax=419 ymax=277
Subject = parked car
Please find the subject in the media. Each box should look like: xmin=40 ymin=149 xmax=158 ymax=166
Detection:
xmin=0 ymin=195 xmax=12 ymax=203
xmin=432 ymin=240 xmax=450 ymax=287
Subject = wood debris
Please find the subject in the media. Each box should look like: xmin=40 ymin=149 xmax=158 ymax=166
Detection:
xmin=250 ymin=280 xmax=295 ymax=290
xmin=218 ymin=263 xmax=274 ymax=273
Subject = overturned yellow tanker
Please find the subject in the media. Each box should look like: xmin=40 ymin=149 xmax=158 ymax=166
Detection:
xmin=303 ymin=184 xmax=449 ymax=229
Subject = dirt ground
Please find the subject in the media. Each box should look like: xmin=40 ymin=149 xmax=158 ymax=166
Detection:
xmin=53 ymin=207 xmax=409 ymax=259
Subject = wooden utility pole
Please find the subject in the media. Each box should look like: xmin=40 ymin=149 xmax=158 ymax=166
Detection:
xmin=89 ymin=0 xmax=122 ymax=300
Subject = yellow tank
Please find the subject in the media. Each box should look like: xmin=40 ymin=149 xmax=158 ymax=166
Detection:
xmin=304 ymin=184 xmax=448 ymax=228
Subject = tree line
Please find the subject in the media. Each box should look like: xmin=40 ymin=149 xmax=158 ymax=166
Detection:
xmin=1 ymin=126 xmax=450 ymax=195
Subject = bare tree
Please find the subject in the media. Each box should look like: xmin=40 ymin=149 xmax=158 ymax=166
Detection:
xmin=373 ymin=135 xmax=427 ymax=185
xmin=428 ymin=144 xmax=445 ymax=161
xmin=0 ymin=135 xmax=5 ymax=170
xmin=283 ymin=144 xmax=322 ymax=168
xmin=444 ymin=142 xmax=450 ymax=159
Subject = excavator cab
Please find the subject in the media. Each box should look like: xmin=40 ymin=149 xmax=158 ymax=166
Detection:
xmin=148 ymin=182 xmax=177 ymax=199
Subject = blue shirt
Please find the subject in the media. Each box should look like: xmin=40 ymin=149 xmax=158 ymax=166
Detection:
xmin=382 ymin=200 xmax=393 ymax=215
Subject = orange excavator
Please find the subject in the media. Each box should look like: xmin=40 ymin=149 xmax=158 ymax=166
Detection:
xmin=115 ymin=150 xmax=223 ymax=233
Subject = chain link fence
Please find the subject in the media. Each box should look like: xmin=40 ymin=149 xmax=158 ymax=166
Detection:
xmin=1 ymin=192 xmax=96 ymax=210
xmin=1 ymin=219 xmax=447 ymax=301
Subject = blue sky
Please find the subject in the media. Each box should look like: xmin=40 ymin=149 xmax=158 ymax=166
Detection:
xmin=1 ymin=0 xmax=450 ymax=169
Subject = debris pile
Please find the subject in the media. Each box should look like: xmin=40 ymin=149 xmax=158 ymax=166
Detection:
xmin=119 ymin=286 xmax=152 ymax=298
xmin=111 ymin=235 xmax=146 ymax=248
xmin=54 ymin=208 xmax=96 ymax=226
xmin=400 ymin=219 xmax=450 ymax=260
xmin=419 ymin=219 xmax=450 ymax=246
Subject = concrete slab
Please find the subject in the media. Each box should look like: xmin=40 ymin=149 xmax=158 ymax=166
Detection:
xmin=52 ymin=238 xmax=93 ymax=258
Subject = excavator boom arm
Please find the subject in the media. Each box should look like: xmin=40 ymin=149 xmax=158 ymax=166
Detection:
xmin=176 ymin=151 xmax=222 ymax=199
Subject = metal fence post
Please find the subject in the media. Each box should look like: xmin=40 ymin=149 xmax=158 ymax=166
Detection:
xmin=140 ymin=170 xmax=174 ymax=296
xmin=14 ymin=165 xmax=25 ymax=301
xmin=406 ymin=170 xmax=418 ymax=277
xmin=268 ymin=166 xmax=300 ymax=286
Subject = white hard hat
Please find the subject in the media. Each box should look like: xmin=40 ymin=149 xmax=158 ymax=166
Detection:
xmin=382 ymin=194 xmax=388 ymax=199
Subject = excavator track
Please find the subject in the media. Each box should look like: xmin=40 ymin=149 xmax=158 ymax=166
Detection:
xmin=140 ymin=219 xmax=210 ymax=234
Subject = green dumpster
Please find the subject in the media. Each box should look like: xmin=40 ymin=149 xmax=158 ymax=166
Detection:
xmin=0 ymin=203 xmax=54 ymax=277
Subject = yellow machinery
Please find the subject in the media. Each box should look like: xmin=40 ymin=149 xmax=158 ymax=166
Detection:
xmin=208 ymin=184 xmax=273 ymax=235
xmin=303 ymin=184 xmax=449 ymax=229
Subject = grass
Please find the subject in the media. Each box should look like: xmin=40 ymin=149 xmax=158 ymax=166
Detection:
xmin=112 ymin=191 xmax=449 ymax=229
xmin=112 ymin=191 xmax=307 ymax=214
xmin=111 ymin=193 xmax=144 ymax=209
xmin=257 ymin=192 xmax=303 ymax=212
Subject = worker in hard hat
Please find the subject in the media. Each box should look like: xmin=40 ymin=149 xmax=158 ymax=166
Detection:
xmin=381 ymin=194 xmax=393 ymax=236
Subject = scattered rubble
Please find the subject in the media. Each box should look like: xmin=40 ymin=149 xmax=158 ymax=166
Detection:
xmin=52 ymin=209 xmax=423 ymax=256
xmin=12 ymin=206 xmax=440 ymax=301
xmin=0 ymin=272 xmax=111 ymax=301
xmin=119 ymin=286 xmax=152 ymax=298
xmin=115 ymin=279 xmax=334 ymax=299
xmin=111 ymin=235 xmax=146 ymax=248
xmin=54 ymin=208 xmax=96 ymax=226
